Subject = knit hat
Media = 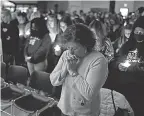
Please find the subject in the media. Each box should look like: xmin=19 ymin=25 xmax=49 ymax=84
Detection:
xmin=133 ymin=16 xmax=144 ymax=29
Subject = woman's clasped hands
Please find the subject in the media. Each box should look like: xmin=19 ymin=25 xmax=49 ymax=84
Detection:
xmin=65 ymin=52 xmax=79 ymax=76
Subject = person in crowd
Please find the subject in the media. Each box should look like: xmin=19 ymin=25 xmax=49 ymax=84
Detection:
xmin=72 ymin=17 xmax=85 ymax=24
xmin=89 ymin=20 xmax=114 ymax=62
xmin=60 ymin=15 xmax=73 ymax=32
xmin=46 ymin=13 xmax=62 ymax=73
xmin=24 ymin=17 xmax=51 ymax=75
xmin=107 ymin=14 xmax=123 ymax=43
xmin=57 ymin=11 xmax=65 ymax=21
xmin=112 ymin=16 xmax=144 ymax=72
xmin=85 ymin=11 xmax=95 ymax=26
xmin=113 ymin=24 xmax=133 ymax=54
xmin=50 ymin=24 xmax=108 ymax=116
xmin=108 ymin=16 xmax=144 ymax=116
xmin=24 ymin=11 xmax=41 ymax=39
xmin=17 ymin=12 xmax=28 ymax=66
xmin=1 ymin=9 xmax=19 ymax=66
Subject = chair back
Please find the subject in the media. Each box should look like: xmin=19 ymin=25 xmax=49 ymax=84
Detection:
xmin=29 ymin=71 xmax=53 ymax=96
xmin=1 ymin=62 xmax=6 ymax=79
xmin=6 ymin=65 xmax=28 ymax=85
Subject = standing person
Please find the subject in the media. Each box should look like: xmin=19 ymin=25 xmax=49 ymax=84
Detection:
xmin=1 ymin=9 xmax=19 ymax=66
xmin=50 ymin=24 xmax=108 ymax=116
xmin=24 ymin=17 xmax=51 ymax=75
xmin=17 ymin=12 xmax=28 ymax=66
xmin=46 ymin=13 xmax=61 ymax=73
xmin=89 ymin=20 xmax=114 ymax=62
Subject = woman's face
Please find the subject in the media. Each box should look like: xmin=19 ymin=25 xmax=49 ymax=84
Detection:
xmin=134 ymin=27 xmax=144 ymax=43
xmin=60 ymin=22 xmax=67 ymax=32
xmin=17 ymin=16 xmax=26 ymax=24
xmin=1 ymin=14 xmax=11 ymax=24
xmin=47 ymin=17 xmax=55 ymax=29
xmin=124 ymin=29 xmax=132 ymax=38
xmin=66 ymin=41 xmax=86 ymax=58
xmin=57 ymin=14 xmax=62 ymax=20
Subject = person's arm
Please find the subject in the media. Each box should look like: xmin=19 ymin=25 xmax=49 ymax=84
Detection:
xmin=50 ymin=51 xmax=68 ymax=86
xmin=30 ymin=34 xmax=51 ymax=63
xmin=127 ymin=62 xmax=144 ymax=72
xmin=72 ymin=57 xmax=108 ymax=101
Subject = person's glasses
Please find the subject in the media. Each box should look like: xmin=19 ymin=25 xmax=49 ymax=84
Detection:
xmin=134 ymin=31 xmax=144 ymax=35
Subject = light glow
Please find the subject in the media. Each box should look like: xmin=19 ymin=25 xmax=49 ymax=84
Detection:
xmin=54 ymin=45 xmax=61 ymax=52
xmin=121 ymin=60 xmax=131 ymax=67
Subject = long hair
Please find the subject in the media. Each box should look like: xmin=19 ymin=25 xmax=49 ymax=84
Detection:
xmin=30 ymin=17 xmax=48 ymax=38
xmin=89 ymin=20 xmax=107 ymax=46
xmin=47 ymin=14 xmax=60 ymax=34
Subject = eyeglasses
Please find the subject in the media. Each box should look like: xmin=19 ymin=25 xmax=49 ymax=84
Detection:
xmin=134 ymin=31 xmax=144 ymax=35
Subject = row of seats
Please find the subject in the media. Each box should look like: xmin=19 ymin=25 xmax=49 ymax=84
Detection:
xmin=1 ymin=62 xmax=61 ymax=116
xmin=1 ymin=62 xmax=134 ymax=116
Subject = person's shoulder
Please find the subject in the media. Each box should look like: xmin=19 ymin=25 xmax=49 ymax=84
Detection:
xmin=88 ymin=50 xmax=106 ymax=59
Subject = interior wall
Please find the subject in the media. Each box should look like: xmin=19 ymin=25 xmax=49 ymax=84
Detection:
xmin=46 ymin=1 xmax=68 ymax=12
xmin=115 ymin=1 xmax=134 ymax=13
xmin=134 ymin=1 xmax=144 ymax=11
xmin=81 ymin=1 xmax=110 ymax=13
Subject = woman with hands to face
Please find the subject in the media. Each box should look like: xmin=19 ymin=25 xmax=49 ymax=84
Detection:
xmin=50 ymin=24 xmax=108 ymax=116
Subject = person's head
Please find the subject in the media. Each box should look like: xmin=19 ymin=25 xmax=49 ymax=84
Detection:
xmin=124 ymin=24 xmax=133 ymax=39
xmin=60 ymin=24 xmax=95 ymax=58
xmin=80 ymin=10 xmax=84 ymax=16
xmin=72 ymin=18 xmax=84 ymax=25
xmin=132 ymin=16 xmax=144 ymax=43
xmin=17 ymin=12 xmax=27 ymax=24
xmin=57 ymin=11 xmax=65 ymax=20
xmin=1 ymin=9 xmax=12 ymax=24
xmin=60 ymin=15 xmax=72 ymax=32
xmin=46 ymin=14 xmax=59 ymax=34
xmin=138 ymin=7 xmax=144 ymax=15
xmin=30 ymin=11 xmax=41 ymax=21
xmin=30 ymin=17 xmax=48 ymax=38
xmin=89 ymin=20 xmax=107 ymax=46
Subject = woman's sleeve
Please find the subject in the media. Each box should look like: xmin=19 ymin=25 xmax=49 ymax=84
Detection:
xmin=105 ymin=38 xmax=114 ymax=62
xmin=30 ymin=34 xmax=51 ymax=62
xmin=50 ymin=51 xmax=67 ymax=86
xmin=72 ymin=57 xmax=108 ymax=101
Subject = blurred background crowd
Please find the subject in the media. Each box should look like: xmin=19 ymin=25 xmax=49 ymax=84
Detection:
xmin=1 ymin=1 xmax=144 ymax=116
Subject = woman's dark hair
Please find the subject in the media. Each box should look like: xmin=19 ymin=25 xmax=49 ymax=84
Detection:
xmin=30 ymin=17 xmax=48 ymax=38
xmin=60 ymin=15 xmax=72 ymax=27
xmin=60 ymin=24 xmax=96 ymax=52
xmin=17 ymin=12 xmax=28 ymax=22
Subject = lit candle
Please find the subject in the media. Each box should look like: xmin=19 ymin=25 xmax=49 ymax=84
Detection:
xmin=54 ymin=45 xmax=61 ymax=52
xmin=54 ymin=45 xmax=62 ymax=56
xmin=26 ymin=30 xmax=30 ymax=36
xmin=121 ymin=60 xmax=131 ymax=67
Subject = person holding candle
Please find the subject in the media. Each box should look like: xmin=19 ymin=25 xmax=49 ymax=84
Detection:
xmin=111 ymin=16 xmax=144 ymax=72
xmin=108 ymin=16 xmax=144 ymax=116
xmin=17 ymin=12 xmax=28 ymax=66
xmin=50 ymin=24 xmax=108 ymax=116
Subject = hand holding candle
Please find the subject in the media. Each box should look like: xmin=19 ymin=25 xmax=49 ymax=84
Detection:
xmin=54 ymin=45 xmax=62 ymax=56
xmin=119 ymin=60 xmax=131 ymax=71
